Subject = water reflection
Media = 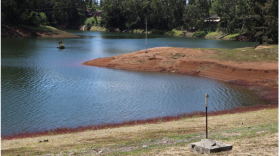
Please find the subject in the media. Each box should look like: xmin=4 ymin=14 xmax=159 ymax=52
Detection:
xmin=1 ymin=31 xmax=264 ymax=136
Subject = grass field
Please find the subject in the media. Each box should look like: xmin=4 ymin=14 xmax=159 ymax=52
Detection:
xmin=2 ymin=108 xmax=278 ymax=155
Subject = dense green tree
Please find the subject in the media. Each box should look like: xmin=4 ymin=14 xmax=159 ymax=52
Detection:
xmin=211 ymin=0 xmax=246 ymax=33
xmin=101 ymin=0 xmax=186 ymax=31
xmin=183 ymin=0 xmax=211 ymax=30
xmin=2 ymin=0 xmax=87 ymax=27
xmin=211 ymin=0 xmax=278 ymax=43
xmin=1 ymin=0 xmax=278 ymax=43
xmin=255 ymin=0 xmax=278 ymax=43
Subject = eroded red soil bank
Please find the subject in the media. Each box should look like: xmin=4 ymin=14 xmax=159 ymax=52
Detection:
xmin=2 ymin=104 xmax=277 ymax=140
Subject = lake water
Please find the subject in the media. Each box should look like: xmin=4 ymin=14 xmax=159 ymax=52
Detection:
xmin=1 ymin=31 xmax=265 ymax=136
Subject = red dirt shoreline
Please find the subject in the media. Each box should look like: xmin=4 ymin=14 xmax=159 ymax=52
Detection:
xmin=2 ymin=104 xmax=277 ymax=140
xmin=83 ymin=47 xmax=278 ymax=103
xmin=83 ymin=47 xmax=278 ymax=81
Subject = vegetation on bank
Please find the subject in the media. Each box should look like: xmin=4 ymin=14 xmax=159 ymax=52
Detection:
xmin=2 ymin=0 xmax=278 ymax=43
xmin=84 ymin=26 xmax=262 ymax=42
xmin=85 ymin=17 xmax=102 ymax=28
xmin=2 ymin=108 xmax=278 ymax=155
xmin=90 ymin=26 xmax=106 ymax=31
xmin=1 ymin=25 xmax=78 ymax=37
xmin=22 ymin=25 xmax=64 ymax=34
xmin=101 ymin=0 xmax=278 ymax=44
xmin=206 ymin=45 xmax=279 ymax=62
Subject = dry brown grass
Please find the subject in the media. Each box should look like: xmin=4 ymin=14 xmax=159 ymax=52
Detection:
xmin=2 ymin=108 xmax=278 ymax=156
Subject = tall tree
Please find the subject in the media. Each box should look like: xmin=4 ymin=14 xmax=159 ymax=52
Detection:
xmin=255 ymin=0 xmax=278 ymax=43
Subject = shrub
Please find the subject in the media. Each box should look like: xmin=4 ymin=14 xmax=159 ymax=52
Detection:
xmin=85 ymin=17 xmax=102 ymax=28
xmin=85 ymin=17 xmax=95 ymax=27
xmin=38 ymin=12 xmax=49 ymax=25
xmin=193 ymin=31 xmax=208 ymax=37
xmin=21 ymin=12 xmax=49 ymax=26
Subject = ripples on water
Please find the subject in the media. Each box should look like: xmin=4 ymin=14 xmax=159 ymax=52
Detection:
xmin=1 ymin=32 xmax=265 ymax=136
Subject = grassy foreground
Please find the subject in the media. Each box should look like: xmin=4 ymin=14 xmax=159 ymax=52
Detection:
xmin=2 ymin=108 xmax=278 ymax=155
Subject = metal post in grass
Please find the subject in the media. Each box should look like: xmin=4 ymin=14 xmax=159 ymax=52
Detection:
xmin=189 ymin=93 xmax=232 ymax=154
xmin=205 ymin=93 xmax=209 ymax=139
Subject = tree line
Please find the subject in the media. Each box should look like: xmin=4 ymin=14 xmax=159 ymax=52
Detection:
xmin=1 ymin=0 xmax=278 ymax=43
xmin=1 ymin=0 xmax=100 ymax=28
xmin=101 ymin=0 xmax=278 ymax=43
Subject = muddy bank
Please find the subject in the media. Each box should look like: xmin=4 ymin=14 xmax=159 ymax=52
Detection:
xmin=2 ymin=104 xmax=277 ymax=140
xmin=83 ymin=47 xmax=278 ymax=104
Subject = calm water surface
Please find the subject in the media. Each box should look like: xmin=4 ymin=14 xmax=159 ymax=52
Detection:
xmin=1 ymin=31 xmax=265 ymax=136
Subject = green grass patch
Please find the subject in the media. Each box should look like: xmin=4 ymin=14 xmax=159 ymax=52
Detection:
xmin=210 ymin=122 xmax=278 ymax=142
xmin=22 ymin=25 xmax=76 ymax=37
xmin=164 ymin=29 xmax=183 ymax=36
xmin=166 ymin=133 xmax=200 ymax=140
xmin=223 ymin=33 xmax=240 ymax=40
xmin=22 ymin=25 xmax=56 ymax=32
xmin=3 ymin=109 xmax=277 ymax=156
xmin=205 ymin=46 xmax=278 ymax=62
xmin=205 ymin=31 xmax=224 ymax=39
xmin=192 ymin=31 xmax=208 ymax=38
xmin=110 ymin=121 xmax=278 ymax=155
xmin=2 ymin=147 xmax=39 ymax=156
xmin=85 ymin=17 xmax=102 ymax=27
xmin=131 ymin=29 xmax=144 ymax=33
xmin=90 ymin=26 xmax=106 ymax=31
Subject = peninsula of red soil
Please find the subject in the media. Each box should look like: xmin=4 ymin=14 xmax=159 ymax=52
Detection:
xmin=83 ymin=47 xmax=278 ymax=103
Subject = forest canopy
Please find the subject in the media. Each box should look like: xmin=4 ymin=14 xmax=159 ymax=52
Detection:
xmin=1 ymin=0 xmax=278 ymax=43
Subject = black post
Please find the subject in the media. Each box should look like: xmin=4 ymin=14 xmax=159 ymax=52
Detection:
xmin=206 ymin=105 xmax=208 ymax=139
xmin=205 ymin=93 xmax=209 ymax=139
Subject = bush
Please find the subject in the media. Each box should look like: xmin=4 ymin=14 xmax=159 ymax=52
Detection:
xmin=223 ymin=33 xmax=240 ymax=40
xmin=164 ymin=29 xmax=183 ymax=36
xmin=192 ymin=31 xmax=208 ymax=37
xmin=85 ymin=17 xmax=95 ymax=27
xmin=164 ymin=30 xmax=175 ymax=35
xmin=21 ymin=12 xmax=49 ymax=26
xmin=39 ymin=12 xmax=49 ymax=25
xmin=85 ymin=17 xmax=102 ymax=28
xmin=151 ymin=29 xmax=165 ymax=34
